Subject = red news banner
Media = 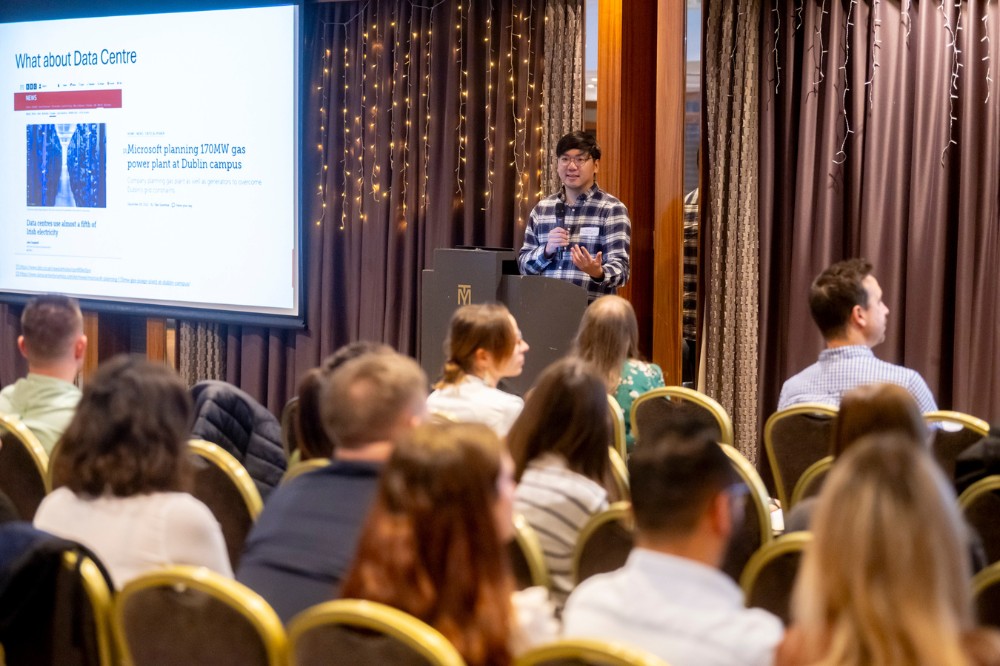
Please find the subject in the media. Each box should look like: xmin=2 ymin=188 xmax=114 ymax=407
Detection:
xmin=14 ymin=89 xmax=122 ymax=111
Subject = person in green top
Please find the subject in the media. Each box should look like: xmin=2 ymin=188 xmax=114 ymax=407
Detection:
xmin=0 ymin=294 xmax=86 ymax=453
xmin=573 ymin=295 xmax=665 ymax=451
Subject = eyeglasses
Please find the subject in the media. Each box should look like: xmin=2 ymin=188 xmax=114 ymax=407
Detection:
xmin=557 ymin=154 xmax=592 ymax=167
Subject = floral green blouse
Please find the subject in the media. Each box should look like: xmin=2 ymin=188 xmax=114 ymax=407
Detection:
xmin=614 ymin=359 xmax=666 ymax=451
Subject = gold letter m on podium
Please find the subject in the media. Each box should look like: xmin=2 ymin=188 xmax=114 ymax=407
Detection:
xmin=457 ymin=284 xmax=472 ymax=305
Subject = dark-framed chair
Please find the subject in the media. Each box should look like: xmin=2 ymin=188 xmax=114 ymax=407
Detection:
xmin=720 ymin=444 xmax=775 ymax=582
xmin=509 ymin=513 xmax=550 ymax=590
xmin=925 ymin=410 xmax=990 ymax=482
xmin=739 ymin=531 xmax=813 ymax=626
xmin=188 ymin=439 xmax=264 ymax=570
xmin=974 ymin=560 xmax=1000 ymax=630
xmin=789 ymin=456 xmax=834 ymax=508
xmin=960 ymin=475 xmax=1000 ymax=566
xmin=572 ymin=502 xmax=634 ymax=586
xmin=607 ymin=395 xmax=627 ymax=461
xmin=515 ymin=638 xmax=671 ymax=666
xmin=763 ymin=403 xmax=838 ymax=510
xmin=630 ymin=386 xmax=734 ymax=447
xmin=113 ymin=565 xmax=286 ymax=666
xmin=0 ymin=412 xmax=50 ymax=520
xmin=287 ymin=599 xmax=464 ymax=666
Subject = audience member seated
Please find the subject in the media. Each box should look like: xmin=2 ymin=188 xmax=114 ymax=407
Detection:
xmin=573 ymin=295 xmax=664 ymax=451
xmin=33 ymin=355 xmax=231 ymax=588
xmin=341 ymin=421 xmax=558 ymax=663
xmin=562 ymin=430 xmax=784 ymax=666
xmin=237 ymin=352 xmax=427 ymax=623
xmin=0 ymin=294 xmax=86 ymax=453
xmin=778 ymin=258 xmax=937 ymax=412
xmin=508 ymin=357 xmax=611 ymax=606
xmin=294 ymin=341 xmax=393 ymax=460
xmin=777 ymin=434 xmax=1000 ymax=666
xmin=784 ymin=382 xmax=928 ymax=532
xmin=426 ymin=303 xmax=529 ymax=437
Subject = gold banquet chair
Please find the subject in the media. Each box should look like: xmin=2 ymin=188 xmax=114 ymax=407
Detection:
xmin=607 ymin=394 xmax=627 ymax=461
xmin=515 ymin=638 xmax=671 ymax=666
xmin=572 ymin=502 xmax=635 ymax=586
xmin=974 ymin=560 xmax=1000 ymax=630
xmin=509 ymin=513 xmax=550 ymax=590
xmin=719 ymin=444 xmax=775 ymax=582
xmin=630 ymin=386 xmax=734 ymax=448
xmin=960 ymin=475 xmax=1000 ymax=566
xmin=114 ymin=565 xmax=286 ymax=666
xmin=789 ymin=455 xmax=834 ymax=508
xmin=764 ymin=403 xmax=838 ymax=510
xmin=0 ymin=412 xmax=50 ymax=520
xmin=280 ymin=458 xmax=331 ymax=486
xmin=188 ymin=439 xmax=264 ymax=570
xmin=739 ymin=531 xmax=813 ymax=626
xmin=925 ymin=410 xmax=990 ymax=482
xmin=287 ymin=599 xmax=465 ymax=666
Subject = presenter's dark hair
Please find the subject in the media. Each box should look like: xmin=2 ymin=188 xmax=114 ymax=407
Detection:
xmin=556 ymin=130 xmax=601 ymax=160
xmin=507 ymin=357 xmax=610 ymax=483
xmin=52 ymin=355 xmax=192 ymax=497
xmin=437 ymin=303 xmax=517 ymax=388
xmin=809 ymin=258 xmax=873 ymax=340
xmin=20 ymin=294 xmax=83 ymax=363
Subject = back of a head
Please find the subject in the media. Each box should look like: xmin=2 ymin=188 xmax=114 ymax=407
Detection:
xmin=438 ymin=303 xmax=515 ymax=387
xmin=628 ymin=429 xmax=737 ymax=540
xmin=793 ymin=433 xmax=973 ymax=665
xmin=297 ymin=342 xmax=395 ymax=458
xmin=319 ymin=352 xmax=427 ymax=449
xmin=507 ymin=357 xmax=610 ymax=482
xmin=808 ymin=258 xmax=872 ymax=340
xmin=19 ymin=294 xmax=83 ymax=364
xmin=573 ymin=295 xmax=638 ymax=386
xmin=832 ymin=383 xmax=928 ymax=457
xmin=341 ymin=422 xmax=512 ymax=665
xmin=53 ymin=355 xmax=192 ymax=497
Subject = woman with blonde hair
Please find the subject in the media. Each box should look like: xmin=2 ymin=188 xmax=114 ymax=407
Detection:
xmin=341 ymin=421 xmax=556 ymax=665
xmin=777 ymin=433 xmax=1000 ymax=666
xmin=426 ymin=303 xmax=530 ymax=436
xmin=573 ymin=295 xmax=663 ymax=449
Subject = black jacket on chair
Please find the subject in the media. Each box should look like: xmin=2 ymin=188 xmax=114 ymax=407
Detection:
xmin=190 ymin=380 xmax=287 ymax=499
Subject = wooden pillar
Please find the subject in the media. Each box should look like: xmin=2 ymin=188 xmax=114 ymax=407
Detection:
xmin=80 ymin=313 xmax=170 ymax=383
xmin=597 ymin=0 xmax=685 ymax=383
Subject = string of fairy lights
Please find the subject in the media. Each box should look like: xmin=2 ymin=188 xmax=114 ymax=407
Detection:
xmin=314 ymin=0 xmax=547 ymax=237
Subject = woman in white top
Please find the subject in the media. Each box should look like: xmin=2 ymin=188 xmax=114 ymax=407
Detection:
xmin=34 ymin=355 xmax=231 ymax=588
xmin=426 ymin=303 xmax=530 ymax=437
xmin=508 ymin=357 xmax=612 ymax=606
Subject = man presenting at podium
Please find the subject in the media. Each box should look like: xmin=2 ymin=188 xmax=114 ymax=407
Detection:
xmin=517 ymin=131 xmax=631 ymax=301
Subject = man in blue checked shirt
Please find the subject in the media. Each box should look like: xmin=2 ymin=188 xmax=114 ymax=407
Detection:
xmin=517 ymin=131 xmax=631 ymax=301
xmin=778 ymin=258 xmax=938 ymax=412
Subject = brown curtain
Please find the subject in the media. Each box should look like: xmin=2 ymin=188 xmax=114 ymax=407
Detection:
xmin=216 ymin=0 xmax=547 ymax=412
xmin=702 ymin=0 xmax=762 ymax=462
xmin=759 ymin=0 xmax=1000 ymax=426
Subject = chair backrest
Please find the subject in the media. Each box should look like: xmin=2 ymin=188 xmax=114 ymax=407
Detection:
xmin=280 ymin=458 xmax=331 ymax=486
xmin=719 ymin=444 xmax=775 ymax=582
xmin=974 ymin=560 xmax=1000 ymax=630
xmin=287 ymin=599 xmax=465 ymax=666
xmin=790 ymin=456 xmax=834 ymax=508
xmin=572 ymin=502 xmax=634 ymax=586
xmin=630 ymin=386 xmax=734 ymax=447
xmin=114 ymin=565 xmax=286 ymax=666
xmin=960 ymin=475 xmax=1000 ymax=566
xmin=509 ymin=513 xmax=550 ymax=590
xmin=764 ymin=403 xmax=838 ymax=509
xmin=925 ymin=410 xmax=990 ymax=482
xmin=188 ymin=439 xmax=264 ymax=570
xmin=514 ymin=638 xmax=671 ymax=666
xmin=607 ymin=395 xmax=627 ymax=461
xmin=65 ymin=550 xmax=116 ymax=666
xmin=0 ymin=412 xmax=50 ymax=520
xmin=739 ymin=532 xmax=813 ymax=626
xmin=279 ymin=396 xmax=300 ymax=461
xmin=605 ymin=447 xmax=630 ymax=503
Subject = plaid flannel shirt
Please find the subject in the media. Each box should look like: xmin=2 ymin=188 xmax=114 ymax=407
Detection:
xmin=777 ymin=345 xmax=938 ymax=413
xmin=517 ymin=185 xmax=631 ymax=300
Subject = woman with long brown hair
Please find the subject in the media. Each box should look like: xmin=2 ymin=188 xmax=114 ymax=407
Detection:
xmin=426 ymin=303 xmax=530 ymax=436
xmin=341 ymin=421 xmax=555 ymax=665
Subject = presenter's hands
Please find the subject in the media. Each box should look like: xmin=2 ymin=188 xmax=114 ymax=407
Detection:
xmin=545 ymin=227 xmax=570 ymax=256
xmin=571 ymin=245 xmax=604 ymax=279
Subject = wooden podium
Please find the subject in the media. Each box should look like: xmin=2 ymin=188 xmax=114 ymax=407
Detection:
xmin=420 ymin=247 xmax=588 ymax=395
